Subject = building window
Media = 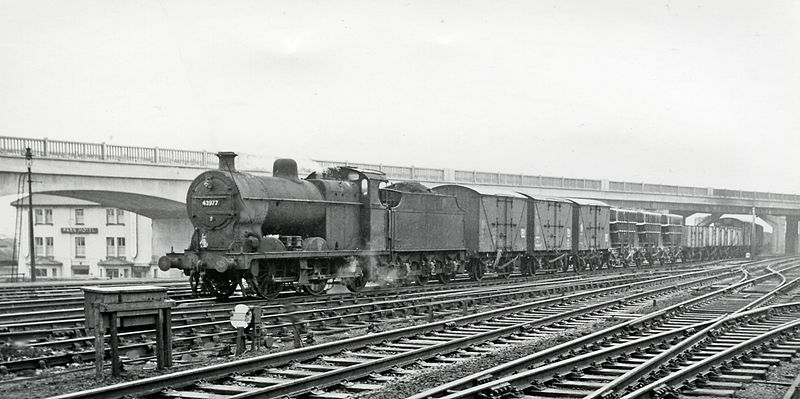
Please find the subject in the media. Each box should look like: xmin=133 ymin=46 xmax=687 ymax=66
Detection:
xmin=45 ymin=237 xmax=54 ymax=258
xmin=75 ymin=237 xmax=86 ymax=258
xmin=106 ymin=237 xmax=116 ymax=257
xmin=75 ymin=209 xmax=84 ymax=225
xmin=117 ymin=237 xmax=126 ymax=258
xmin=35 ymin=268 xmax=47 ymax=277
xmin=34 ymin=209 xmax=52 ymax=224
xmin=106 ymin=268 xmax=119 ymax=278
xmin=106 ymin=209 xmax=126 ymax=225
xmin=34 ymin=237 xmax=43 ymax=257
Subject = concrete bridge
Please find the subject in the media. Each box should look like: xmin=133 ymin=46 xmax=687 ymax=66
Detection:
xmin=1 ymin=136 xmax=798 ymax=254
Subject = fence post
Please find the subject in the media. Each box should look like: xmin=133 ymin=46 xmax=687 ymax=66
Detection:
xmin=42 ymin=138 xmax=48 ymax=156
xmin=411 ymin=166 xmax=416 ymax=179
xmin=101 ymin=143 xmax=106 ymax=160
xmin=154 ymin=147 xmax=160 ymax=163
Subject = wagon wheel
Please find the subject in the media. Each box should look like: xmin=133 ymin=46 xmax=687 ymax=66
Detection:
xmin=496 ymin=262 xmax=511 ymax=279
xmin=436 ymin=272 xmax=452 ymax=284
xmin=570 ymin=255 xmax=583 ymax=272
xmin=202 ymin=270 xmax=238 ymax=301
xmin=468 ymin=259 xmax=484 ymax=281
xmin=255 ymin=272 xmax=283 ymax=299
xmin=519 ymin=259 xmax=531 ymax=277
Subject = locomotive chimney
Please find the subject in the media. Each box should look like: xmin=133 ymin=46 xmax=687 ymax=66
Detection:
xmin=273 ymin=158 xmax=298 ymax=180
xmin=217 ymin=152 xmax=237 ymax=172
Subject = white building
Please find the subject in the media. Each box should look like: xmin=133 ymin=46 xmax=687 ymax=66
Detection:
xmin=11 ymin=195 xmax=176 ymax=279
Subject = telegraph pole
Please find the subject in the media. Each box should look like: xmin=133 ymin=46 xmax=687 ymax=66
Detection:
xmin=26 ymin=148 xmax=35 ymax=282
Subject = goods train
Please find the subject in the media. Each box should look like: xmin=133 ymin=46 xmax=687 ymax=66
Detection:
xmin=158 ymin=153 xmax=759 ymax=300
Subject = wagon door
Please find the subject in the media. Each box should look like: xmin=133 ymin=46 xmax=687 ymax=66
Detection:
xmin=495 ymin=197 xmax=511 ymax=252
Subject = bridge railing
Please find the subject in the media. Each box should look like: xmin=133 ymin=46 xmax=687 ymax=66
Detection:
xmin=1 ymin=135 xmax=798 ymax=203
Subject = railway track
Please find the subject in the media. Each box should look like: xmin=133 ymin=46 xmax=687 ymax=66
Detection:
xmin=0 ymin=270 xmax=681 ymax=375
xmin=41 ymin=259 xmax=767 ymax=399
xmin=402 ymin=257 xmax=800 ymax=399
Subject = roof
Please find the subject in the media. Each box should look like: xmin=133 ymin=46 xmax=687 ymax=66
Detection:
xmin=98 ymin=257 xmax=134 ymax=267
xmin=338 ymin=166 xmax=388 ymax=182
xmin=27 ymin=257 xmax=63 ymax=266
xmin=514 ymin=188 xmax=572 ymax=203
xmin=11 ymin=194 xmax=101 ymax=207
xmin=434 ymin=184 xmax=527 ymax=199
xmin=567 ymin=198 xmax=610 ymax=207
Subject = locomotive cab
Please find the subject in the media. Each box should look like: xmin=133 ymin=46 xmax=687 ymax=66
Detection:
xmin=334 ymin=166 xmax=389 ymax=251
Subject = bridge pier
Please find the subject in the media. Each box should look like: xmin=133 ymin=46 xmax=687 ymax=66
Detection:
xmin=761 ymin=215 xmax=785 ymax=254
xmin=151 ymin=218 xmax=193 ymax=277
xmin=786 ymin=216 xmax=799 ymax=254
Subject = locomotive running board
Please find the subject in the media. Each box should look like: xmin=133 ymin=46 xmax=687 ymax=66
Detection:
xmin=231 ymin=250 xmax=390 ymax=260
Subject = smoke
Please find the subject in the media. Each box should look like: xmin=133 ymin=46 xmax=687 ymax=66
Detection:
xmin=335 ymin=255 xmax=410 ymax=287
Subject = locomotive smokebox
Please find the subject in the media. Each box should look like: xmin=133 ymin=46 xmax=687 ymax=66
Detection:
xmin=217 ymin=152 xmax=237 ymax=172
xmin=273 ymin=158 xmax=298 ymax=180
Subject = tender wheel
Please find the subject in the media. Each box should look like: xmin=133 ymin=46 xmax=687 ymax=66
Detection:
xmin=436 ymin=271 xmax=453 ymax=284
xmin=202 ymin=270 xmax=238 ymax=300
xmin=344 ymin=275 xmax=367 ymax=292
xmin=302 ymin=278 xmax=331 ymax=295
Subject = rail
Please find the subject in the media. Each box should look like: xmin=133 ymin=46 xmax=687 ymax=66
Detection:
xmin=1 ymin=135 xmax=799 ymax=203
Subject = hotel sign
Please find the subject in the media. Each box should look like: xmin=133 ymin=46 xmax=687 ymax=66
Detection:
xmin=61 ymin=227 xmax=99 ymax=234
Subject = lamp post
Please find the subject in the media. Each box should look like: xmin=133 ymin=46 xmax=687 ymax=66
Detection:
xmin=25 ymin=148 xmax=35 ymax=282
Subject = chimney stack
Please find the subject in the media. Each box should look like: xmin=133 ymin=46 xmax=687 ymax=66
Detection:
xmin=217 ymin=152 xmax=237 ymax=172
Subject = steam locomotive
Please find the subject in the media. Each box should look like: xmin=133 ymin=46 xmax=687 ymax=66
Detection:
xmin=158 ymin=153 xmax=757 ymax=300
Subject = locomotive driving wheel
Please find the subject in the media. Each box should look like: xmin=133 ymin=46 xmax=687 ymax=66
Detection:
xmin=189 ymin=271 xmax=201 ymax=298
xmin=202 ymin=270 xmax=238 ymax=301
xmin=255 ymin=272 xmax=283 ymax=299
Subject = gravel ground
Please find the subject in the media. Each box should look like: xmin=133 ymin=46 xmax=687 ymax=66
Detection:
xmin=350 ymin=318 xmax=620 ymax=399
xmin=684 ymin=357 xmax=800 ymax=399
xmin=350 ymin=288 xmax=709 ymax=399
xmin=0 ymin=321 xmax=399 ymax=398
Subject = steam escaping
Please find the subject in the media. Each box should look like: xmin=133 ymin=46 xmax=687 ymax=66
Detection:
xmin=335 ymin=255 xmax=410 ymax=287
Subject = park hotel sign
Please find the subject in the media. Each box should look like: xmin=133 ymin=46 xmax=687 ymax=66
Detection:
xmin=61 ymin=227 xmax=99 ymax=234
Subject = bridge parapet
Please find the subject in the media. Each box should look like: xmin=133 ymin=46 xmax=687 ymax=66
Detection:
xmin=1 ymin=135 xmax=799 ymax=205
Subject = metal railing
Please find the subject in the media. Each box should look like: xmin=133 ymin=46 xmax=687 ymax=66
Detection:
xmin=1 ymin=135 xmax=798 ymax=203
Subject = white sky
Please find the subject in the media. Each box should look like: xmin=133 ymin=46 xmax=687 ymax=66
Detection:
xmin=1 ymin=1 xmax=798 ymax=193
